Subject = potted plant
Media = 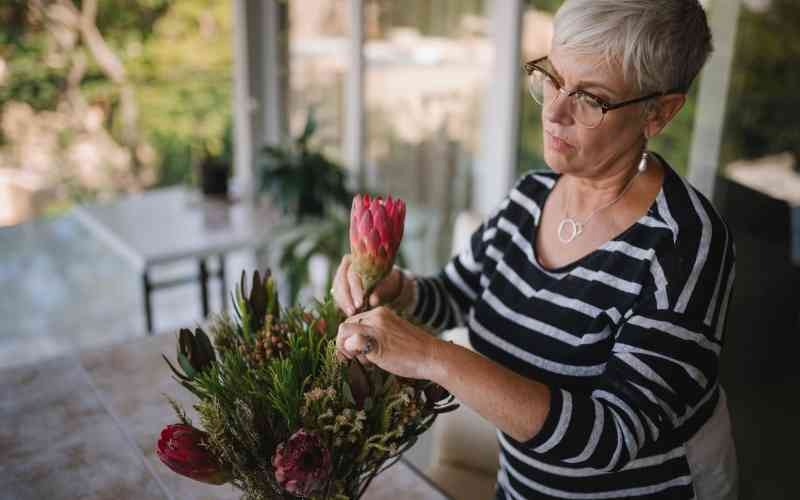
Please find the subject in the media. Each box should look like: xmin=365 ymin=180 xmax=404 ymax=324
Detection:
xmin=258 ymin=109 xmax=352 ymax=221
xmin=196 ymin=122 xmax=234 ymax=200
xmin=256 ymin=109 xmax=354 ymax=304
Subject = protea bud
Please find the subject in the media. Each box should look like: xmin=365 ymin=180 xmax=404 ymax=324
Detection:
xmin=162 ymin=328 xmax=216 ymax=394
xmin=349 ymin=194 xmax=406 ymax=296
xmin=271 ymin=430 xmax=333 ymax=497
xmin=178 ymin=328 xmax=216 ymax=374
xmin=156 ymin=424 xmax=229 ymax=485
xmin=346 ymin=362 xmax=371 ymax=409
xmin=233 ymin=269 xmax=280 ymax=334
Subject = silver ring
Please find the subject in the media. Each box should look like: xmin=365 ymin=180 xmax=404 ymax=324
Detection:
xmin=361 ymin=336 xmax=375 ymax=355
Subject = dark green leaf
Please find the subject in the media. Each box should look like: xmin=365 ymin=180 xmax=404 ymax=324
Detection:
xmin=178 ymin=353 xmax=197 ymax=379
xmin=343 ymin=381 xmax=356 ymax=405
xmin=162 ymin=353 xmax=190 ymax=381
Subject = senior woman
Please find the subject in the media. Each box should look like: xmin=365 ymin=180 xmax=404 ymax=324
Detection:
xmin=334 ymin=0 xmax=738 ymax=498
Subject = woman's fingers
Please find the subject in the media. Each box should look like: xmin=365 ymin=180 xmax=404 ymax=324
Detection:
xmin=344 ymin=334 xmax=371 ymax=353
xmin=337 ymin=319 xmax=380 ymax=362
xmin=333 ymin=256 xmax=355 ymax=316
xmin=370 ymin=269 xmax=402 ymax=307
xmin=347 ymin=268 xmax=365 ymax=309
xmin=336 ymin=321 xmax=370 ymax=357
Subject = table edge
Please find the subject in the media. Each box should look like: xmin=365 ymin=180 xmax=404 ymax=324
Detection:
xmin=73 ymin=205 xmax=146 ymax=271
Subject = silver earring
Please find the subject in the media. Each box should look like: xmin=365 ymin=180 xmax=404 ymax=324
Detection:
xmin=637 ymin=151 xmax=649 ymax=173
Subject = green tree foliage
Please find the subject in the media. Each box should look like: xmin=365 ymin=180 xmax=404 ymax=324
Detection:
xmin=0 ymin=0 xmax=232 ymax=190
xmin=721 ymin=0 xmax=800 ymax=164
xmin=130 ymin=0 xmax=233 ymax=175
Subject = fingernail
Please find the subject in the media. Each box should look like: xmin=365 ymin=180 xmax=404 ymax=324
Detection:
xmin=347 ymin=307 xmax=355 ymax=316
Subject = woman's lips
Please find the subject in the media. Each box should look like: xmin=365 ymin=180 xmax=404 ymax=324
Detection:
xmin=545 ymin=130 xmax=574 ymax=153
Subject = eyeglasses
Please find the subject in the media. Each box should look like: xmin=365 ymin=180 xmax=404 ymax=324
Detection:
xmin=523 ymin=57 xmax=684 ymax=129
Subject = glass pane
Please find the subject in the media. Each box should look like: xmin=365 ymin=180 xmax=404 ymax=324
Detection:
xmin=363 ymin=0 xmax=489 ymax=272
xmin=288 ymin=0 xmax=351 ymax=163
xmin=518 ymin=1 xmax=556 ymax=176
xmin=713 ymin=4 xmax=800 ymax=498
xmin=517 ymin=0 xmax=700 ymax=177
xmin=720 ymin=0 xmax=799 ymax=170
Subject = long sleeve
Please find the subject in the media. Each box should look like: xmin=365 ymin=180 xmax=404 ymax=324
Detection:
xmin=407 ymin=191 xmax=515 ymax=333
xmin=514 ymin=307 xmax=722 ymax=472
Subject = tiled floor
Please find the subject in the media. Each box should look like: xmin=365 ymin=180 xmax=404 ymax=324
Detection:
xmin=0 ymin=355 xmax=168 ymax=500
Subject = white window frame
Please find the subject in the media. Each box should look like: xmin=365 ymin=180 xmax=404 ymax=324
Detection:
xmin=474 ymin=0 xmax=524 ymax=217
xmin=232 ymin=0 xmax=739 ymax=210
xmin=688 ymin=0 xmax=742 ymax=199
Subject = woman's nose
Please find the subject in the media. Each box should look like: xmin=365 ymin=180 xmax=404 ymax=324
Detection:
xmin=543 ymin=91 xmax=574 ymax=126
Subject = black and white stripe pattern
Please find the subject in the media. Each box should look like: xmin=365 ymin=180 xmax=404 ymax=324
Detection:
xmin=410 ymin=158 xmax=735 ymax=499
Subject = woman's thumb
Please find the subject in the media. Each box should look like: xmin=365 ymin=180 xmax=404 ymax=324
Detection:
xmin=370 ymin=271 xmax=401 ymax=306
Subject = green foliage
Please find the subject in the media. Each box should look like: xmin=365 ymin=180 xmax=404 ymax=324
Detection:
xmin=721 ymin=0 xmax=800 ymax=164
xmin=163 ymin=270 xmax=455 ymax=499
xmin=257 ymin=110 xmax=358 ymax=305
xmin=258 ymin=110 xmax=353 ymax=221
xmin=0 ymin=0 xmax=231 ymax=192
xmin=270 ymin=210 xmax=351 ymax=305
xmin=525 ymin=0 xmax=563 ymax=12
xmin=0 ymin=40 xmax=66 ymax=112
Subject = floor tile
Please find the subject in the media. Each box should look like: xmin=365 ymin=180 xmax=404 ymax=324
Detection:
xmin=0 ymin=356 xmax=167 ymax=500
xmin=79 ymin=333 xmax=241 ymax=500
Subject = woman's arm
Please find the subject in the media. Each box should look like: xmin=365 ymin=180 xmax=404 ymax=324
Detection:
xmin=338 ymin=303 xmax=725 ymax=472
xmin=337 ymin=306 xmax=551 ymax=443
xmin=428 ymin=336 xmax=551 ymax=443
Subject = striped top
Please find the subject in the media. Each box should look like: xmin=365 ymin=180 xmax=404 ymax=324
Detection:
xmin=409 ymin=157 xmax=736 ymax=499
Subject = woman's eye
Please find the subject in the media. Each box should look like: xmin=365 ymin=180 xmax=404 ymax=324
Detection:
xmin=576 ymin=93 xmax=603 ymax=109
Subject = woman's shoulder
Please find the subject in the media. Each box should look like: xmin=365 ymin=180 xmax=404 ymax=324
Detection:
xmin=492 ymin=169 xmax=559 ymax=224
xmin=656 ymin=160 xmax=733 ymax=259
xmin=516 ymin=168 xmax=559 ymax=193
xmin=642 ymin=160 xmax=735 ymax=318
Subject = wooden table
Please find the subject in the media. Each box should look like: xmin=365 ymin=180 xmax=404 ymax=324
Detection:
xmin=0 ymin=331 xmax=451 ymax=500
xmin=73 ymin=187 xmax=274 ymax=334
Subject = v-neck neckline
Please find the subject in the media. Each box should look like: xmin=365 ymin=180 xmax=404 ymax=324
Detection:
xmin=529 ymin=153 xmax=674 ymax=275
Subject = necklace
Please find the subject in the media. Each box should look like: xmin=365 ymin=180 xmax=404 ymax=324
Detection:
xmin=557 ymin=151 xmax=649 ymax=244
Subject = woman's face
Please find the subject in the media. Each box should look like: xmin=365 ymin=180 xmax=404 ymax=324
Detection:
xmin=541 ymin=46 xmax=648 ymax=178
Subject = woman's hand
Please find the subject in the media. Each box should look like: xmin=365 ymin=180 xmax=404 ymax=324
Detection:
xmin=332 ymin=254 xmax=409 ymax=317
xmin=336 ymin=306 xmax=438 ymax=381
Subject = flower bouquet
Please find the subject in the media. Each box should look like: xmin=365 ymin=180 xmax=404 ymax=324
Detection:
xmin=156 ymin=195 xmax=457 ymax=499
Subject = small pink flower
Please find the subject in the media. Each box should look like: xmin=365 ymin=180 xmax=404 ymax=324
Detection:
xmin=271 ymin=430 xmax=332 ymax=497
xmin=349 ymin=194 xmax=406 ymax=293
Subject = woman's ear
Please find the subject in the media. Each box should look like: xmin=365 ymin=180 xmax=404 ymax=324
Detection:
xmin=643 ymin=94 xmax=686 ymax=139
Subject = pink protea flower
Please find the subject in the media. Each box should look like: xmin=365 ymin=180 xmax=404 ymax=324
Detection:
xmin=271 ymin=429 xmax=333 ymax=497
xmin=156 ymin=424 xmax=229 ymax=485
xmin=349 ymin=194 xmax=406 ymax=295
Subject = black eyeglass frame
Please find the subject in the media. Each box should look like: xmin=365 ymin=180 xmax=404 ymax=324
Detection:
xmin=523 ymin=56 xmax=685 ymax=119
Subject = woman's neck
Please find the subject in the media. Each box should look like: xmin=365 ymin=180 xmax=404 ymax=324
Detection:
xmin=561 ymin=147 xmax=647 ymax=218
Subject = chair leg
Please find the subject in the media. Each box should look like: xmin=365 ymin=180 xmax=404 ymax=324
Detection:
xmin=199 ymin=259 xmax=209 ymax=318
xmin=219 ymin=254 xmax=227 ymax=311
xmin=143 ymin=270 xmax=154 ymax=335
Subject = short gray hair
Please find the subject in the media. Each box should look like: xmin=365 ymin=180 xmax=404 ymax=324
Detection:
xmin=552 ymin=0 xmax=713 ymax=94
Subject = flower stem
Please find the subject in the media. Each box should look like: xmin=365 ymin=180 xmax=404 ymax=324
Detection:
xmin=354 ymin=284 xmax=376 ymax=315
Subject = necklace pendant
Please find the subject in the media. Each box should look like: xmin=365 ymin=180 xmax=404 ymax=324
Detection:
xmin=558 ymin=218 xmax=583 ymax=244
